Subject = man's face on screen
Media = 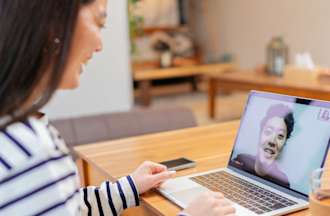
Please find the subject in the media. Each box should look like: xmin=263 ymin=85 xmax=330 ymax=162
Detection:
xmin=259 ymin=116 xmax=287 ymax=161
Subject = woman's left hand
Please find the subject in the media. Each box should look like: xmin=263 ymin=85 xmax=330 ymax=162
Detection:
xmin=131 ymin=161 xmax=176 ymax=194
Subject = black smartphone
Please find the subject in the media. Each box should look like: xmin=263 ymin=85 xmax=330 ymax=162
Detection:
xmin=159 ymin=157 xmax=196 ymax=171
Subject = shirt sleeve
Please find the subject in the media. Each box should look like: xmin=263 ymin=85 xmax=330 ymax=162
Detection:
xmin=1 ymin=118 xmax=141 ymax=216
xmin=0 ymin=142 xmax=81 ymax=215
xmin=80 ymin=175 xmax=140 ymax=216
xmin=178 ymin=213 xmax=191 ymax=216
xmin=43 ymin=118 xmax=141 ymax=215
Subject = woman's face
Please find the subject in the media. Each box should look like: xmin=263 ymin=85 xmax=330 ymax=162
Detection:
xmin=259 ymin=116 xmax=288 ymax=161
xmin=59 ymin=0 xmax=108 ymax=89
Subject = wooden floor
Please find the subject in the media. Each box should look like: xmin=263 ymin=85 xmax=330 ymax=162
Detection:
xmin=134 ymin=83 xmax=249 ymax=126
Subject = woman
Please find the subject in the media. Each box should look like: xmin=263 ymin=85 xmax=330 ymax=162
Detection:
xmin=0 ymin=0 xmax=235 ymax=215
xmin=233 ymin=104 xmax=294 ymax=187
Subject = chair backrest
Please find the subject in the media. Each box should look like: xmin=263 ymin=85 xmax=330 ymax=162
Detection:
xmin=51 ymin=107 xmax=197 ymax=157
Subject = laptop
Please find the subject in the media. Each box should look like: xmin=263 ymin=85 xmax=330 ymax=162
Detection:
xmin=159 ymin=91 xmax=330 ymax=215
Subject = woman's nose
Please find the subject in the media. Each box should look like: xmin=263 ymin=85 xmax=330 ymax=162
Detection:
xmin=95 ymin=35 xmax=103 ymax=52
xmin=269 ymin=134 xmax=277 ymax=145
xmin=268 ymin=142 xmax=276 ymax=148
xmin=95 ymin=40 xmax=103 ymax=52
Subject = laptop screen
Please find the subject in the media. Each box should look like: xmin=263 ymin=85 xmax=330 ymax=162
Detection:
xmin=228 ymin=91 xmax=330 ymax=196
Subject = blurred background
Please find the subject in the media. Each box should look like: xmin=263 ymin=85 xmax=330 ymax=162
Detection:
xmin=44 ymin=0 xmax=330 ymax=126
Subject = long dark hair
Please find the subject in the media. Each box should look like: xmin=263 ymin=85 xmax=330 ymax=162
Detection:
xmin=0 ymin=0 xmax=95 ymax=128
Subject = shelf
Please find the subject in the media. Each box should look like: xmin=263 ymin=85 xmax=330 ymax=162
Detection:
xmin=140 ymin=25 xmax=189 ymax=36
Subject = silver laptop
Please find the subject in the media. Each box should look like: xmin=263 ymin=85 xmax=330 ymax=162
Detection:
xmin=159 ymin=91 xmax=330 ymax=216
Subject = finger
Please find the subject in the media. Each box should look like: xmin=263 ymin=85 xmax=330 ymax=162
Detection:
xmin=210 ymin=191 xmax=224 ymax=199
xmin=153 ymin=180 xmax=164 ymax=188
xmin=217 ymin=199 xmax=232 ymax=207
xmin=151 ymin=170 xmax=176 ymax=183
xmin=145 ymin=161 xmax=167 ymax=173
xmin=218 ymin=206 xmax=236 ymax=215
xmin=152 ymin=165 xmax=167 ymax=174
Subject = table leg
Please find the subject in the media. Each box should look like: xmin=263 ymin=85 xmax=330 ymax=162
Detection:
xmin=208 ymin=78 xmax=217 ymax=119
xmin=122 ymin=205 xmax=154 ymax=216
xmin=189 ymin=75 xmax=199 ymax=92
xmin=76 ymin=158 xmax=90 ymax=187
xmin=140 ymin=80 xmax=151 ymax=106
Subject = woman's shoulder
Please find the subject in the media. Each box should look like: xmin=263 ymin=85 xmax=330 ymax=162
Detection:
xmin=0 ymin=118 xmax=80 ymax=215
xmin=236 ymin=153 xmax=256 ymax=163
xmin=233 ymin=153 xmax=256 ymax=171
xmin=0 ymin=117 xmax=65 ymax=176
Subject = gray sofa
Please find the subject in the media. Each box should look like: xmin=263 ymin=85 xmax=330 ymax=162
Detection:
xmin=51 ymin=107 xmax=197 ymax=158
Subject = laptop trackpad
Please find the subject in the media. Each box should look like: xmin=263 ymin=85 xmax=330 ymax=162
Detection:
xmin=171 ymin=186 xmax=208 ymax=205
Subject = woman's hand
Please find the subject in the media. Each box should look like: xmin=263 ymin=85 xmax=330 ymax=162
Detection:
xmin=131 ymin=161 xmax=176 ymax=194
xmin=181 ymin=191 xmax=236 ymax=216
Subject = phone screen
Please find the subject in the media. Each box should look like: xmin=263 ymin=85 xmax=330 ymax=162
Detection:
xmin=160 ymin=158 xmax=194 ymax=168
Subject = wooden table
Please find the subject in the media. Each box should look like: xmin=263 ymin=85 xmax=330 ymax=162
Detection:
xmin=74 ymin=121 xmax=310 ymax=216
xmin=208 ymin=70 xmax=330 ymax=118
xmin=134 ymin=63 xmax=235 ymax=106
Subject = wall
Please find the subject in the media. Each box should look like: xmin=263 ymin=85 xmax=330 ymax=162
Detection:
xmin=44 ymin=0 xmax=133 ymax=120
xmin=189 ymin=0 xmax=330 ymax=68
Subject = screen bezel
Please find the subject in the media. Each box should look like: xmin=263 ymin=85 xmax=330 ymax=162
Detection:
xmin=227 ymin=91 xmax=330 ymax=199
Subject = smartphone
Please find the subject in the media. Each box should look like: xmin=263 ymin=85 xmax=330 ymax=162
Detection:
xmin=159 ymin=157 xmax=196 ymax=171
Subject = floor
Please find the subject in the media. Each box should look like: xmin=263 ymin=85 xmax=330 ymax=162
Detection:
xmin=135 ymin=89 xmax=249 ymax=126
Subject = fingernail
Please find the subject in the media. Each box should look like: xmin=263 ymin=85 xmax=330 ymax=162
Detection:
xmin=169 ymin=171 xmax=176 ymax=175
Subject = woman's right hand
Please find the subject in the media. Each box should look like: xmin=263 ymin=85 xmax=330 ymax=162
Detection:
xmin=181 ymin=191 xmax=236 ymax=216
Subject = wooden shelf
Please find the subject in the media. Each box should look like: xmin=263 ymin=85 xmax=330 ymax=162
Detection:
xmin=141 ymin=25 xmax=189 ymax=35
xmin=132 ymin=54 xmax=201 ymax=72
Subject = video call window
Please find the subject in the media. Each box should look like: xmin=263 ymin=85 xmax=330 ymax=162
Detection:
xmin=229 ymin=93 xmax=330 ymax=195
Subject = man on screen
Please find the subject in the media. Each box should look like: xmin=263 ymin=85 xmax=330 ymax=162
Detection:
xmin=233 ymin=104 xmax=295 ymax=187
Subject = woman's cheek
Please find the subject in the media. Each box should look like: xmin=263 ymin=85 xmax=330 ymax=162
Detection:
xmin=277 ymin=141 xmax=285 ymax=151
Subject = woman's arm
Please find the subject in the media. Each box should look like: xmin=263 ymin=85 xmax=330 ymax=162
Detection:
xmin=79 ymin=161 xmax=175 ymax=216
xmin=45 ymin=119 xmax=173 ymax=215
xmin=80 ymin=176 xmax=139 ymax=216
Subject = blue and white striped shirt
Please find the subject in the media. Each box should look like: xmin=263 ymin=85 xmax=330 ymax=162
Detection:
xmin=0 ymin=117 xmax=139 ymax=215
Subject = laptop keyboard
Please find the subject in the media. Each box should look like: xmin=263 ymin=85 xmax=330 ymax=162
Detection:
xmin=190 ymin=171 xmax=297 ymax=215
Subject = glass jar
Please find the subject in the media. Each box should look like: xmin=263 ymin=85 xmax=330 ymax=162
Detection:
xmin=266 ymin=37 xmax=289 ymax=76
xmin=160 ymin=51 xmax=173 ymax=68
xmin=309 ymin=168 xmax=330 ymax=216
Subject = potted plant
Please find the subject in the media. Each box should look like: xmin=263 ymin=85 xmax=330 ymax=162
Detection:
xmin=128 ymin=0 xmax=144 ymax=54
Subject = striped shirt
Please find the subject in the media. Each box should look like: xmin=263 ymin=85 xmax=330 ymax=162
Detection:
xmin=0 ymin=117 xmax=139 ymax=215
